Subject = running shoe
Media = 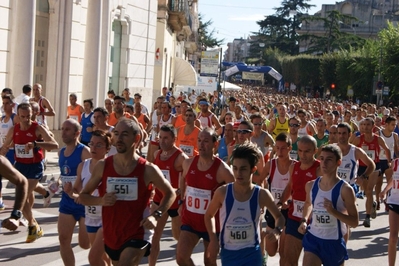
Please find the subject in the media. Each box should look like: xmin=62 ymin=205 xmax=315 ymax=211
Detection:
xmin=0 ymin=201 xmax=5 ymax=210
xmin=371 ymin=201 xmax=377 ymax=219
xmin=43 ymin=190 xmax=54 ymax=208
xmin=26 ymin=224 xmax=44 ymax=243
xmin=363 ymin=217 xmax=371 ymax=228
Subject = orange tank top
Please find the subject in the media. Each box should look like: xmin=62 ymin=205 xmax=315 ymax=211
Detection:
xmin=174 ymin=114 xmax=185 ymax=128
xmin=67 ymin=105 xmax=82 ymax=122
xmin=108 ymin=112 xmax=131 ymax=126
xmin=137 ymin=113 xmax=148 ymax=129
xmin=176 ymin=126 xmax=200 ymax=158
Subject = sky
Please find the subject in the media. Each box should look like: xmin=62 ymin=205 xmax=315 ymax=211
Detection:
xmin=197 ymin=0 xmax=328 ymax=47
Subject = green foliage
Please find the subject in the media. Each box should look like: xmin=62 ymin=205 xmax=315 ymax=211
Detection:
xmin=198 ymin=13 xmax=224 ymax=48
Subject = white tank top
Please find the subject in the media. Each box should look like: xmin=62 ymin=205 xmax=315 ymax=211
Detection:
xmin=337 ymin=144 xmax=358 ymax=184
xmin=0 ymin=115 xmax=14 ymax=147
xmin=198 ymin=113 xmax=214 ymax=128
xmin=219 ymin=184 xmax=261 ymax=251
xmin=81 ymin=159 xmax=102 ymax=227
xmin=308 ymin=178 xmax=347 ymax=240
xmin=379 ymin=130 xmax=395 ymax=160
xmin=298 ymin=123 xmax=309 ymax=137
xmin=387 ymin=159 xmax=399 ymax=205
xmin=268 ymin=159 xmax=291 ymax=203
xmin=159 ymin=114 xmax=174 ymax=128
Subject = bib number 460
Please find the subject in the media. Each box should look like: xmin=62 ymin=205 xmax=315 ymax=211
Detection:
xmin=230 ymin=231 xmax=247 ymax=240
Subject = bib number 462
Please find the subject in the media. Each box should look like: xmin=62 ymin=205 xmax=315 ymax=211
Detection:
xmin=316 ymin=215 xmax=330 ymax=224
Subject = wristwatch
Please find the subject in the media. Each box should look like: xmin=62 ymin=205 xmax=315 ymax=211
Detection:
xmin=153 ymin=210 xmax=163 ymax=219
xmin=11 ymin=209 xmax=22 ymax=220
xmin=275 ymin=226 xmax=283 ymax=235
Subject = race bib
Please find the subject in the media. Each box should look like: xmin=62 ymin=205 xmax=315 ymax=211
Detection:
xmin=85 ymin=205 xmax=102 ymax=218
xmin=161 ymin=169 xmax=171 ymax=183
xmin=290 ymin=150 xmax=298 ymax=160
xmin=70 ymin=115 xmax=79 ymax=121
xmin=365 ymin=149 xmax=375 ymax=160
xmin=312 ymin=209 xmax=337 ymax=229
xmin=180 ymin=144 xmax=194 ymax=157
xmin=61 ymin=175 xmax=77 ymax=187
xmin=292 ymin=200 xmax=305 ymax=218
xmin=185 ymin=186 xmax=211 ymax=214
xmin=15 ymin=144 xmax=33 ymax=158
xmin=337 ymin=168 xmax=350 ymax=181
xmin=225 ymin=223 xmax=254 ymax=246
xmin=106 ymin=177 xmax=138 ymax=201
xmin=271 ymin=188 xmax=284 ymax=203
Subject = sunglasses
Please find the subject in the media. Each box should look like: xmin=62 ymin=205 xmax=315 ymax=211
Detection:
xmin=237 ymin=129 xmax=252 ymax=134
xmin=253 ymin=123 xmax=262 ymax=126
xmin=289 ymin=124 xmax=300 ymax=128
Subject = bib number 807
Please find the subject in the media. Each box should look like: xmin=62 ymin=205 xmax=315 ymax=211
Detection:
xmin=187 ymin=196 xmax=209 ymax=210
xmin=230 ymin=231 xmax=247 ymax=240
xmin=115 ymin=184 xmax=129 ymax=194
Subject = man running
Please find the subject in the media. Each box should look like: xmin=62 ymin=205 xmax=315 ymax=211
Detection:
xmin=205 ymin=142 xmax=285 ymax=266
xmin=80 ymin=118 xmax=176 ymax=265
xmin=299 ymin=145 xmax=359 ymax=266
xmin=176 ymin=128 xmax=234 ymax=266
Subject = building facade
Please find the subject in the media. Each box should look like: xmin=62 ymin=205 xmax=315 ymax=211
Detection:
xmin=298 ymin=0 xmax=399 ymax=52
xmin=0 ymin=0 xmax=201 ymax=131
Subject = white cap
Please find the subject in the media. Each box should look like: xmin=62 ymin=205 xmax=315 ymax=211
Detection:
xmin=351 ymin=105 xmax=357 ymax=110
xmin=383 ymin=109 xmax=390 ymax=116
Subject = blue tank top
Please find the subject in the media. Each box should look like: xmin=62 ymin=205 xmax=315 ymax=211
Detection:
xmin=218 ymin=138 xmax=228 ymax=162
xmin=59 ymin=144 xmax=85 ymax=211
xmin=80 ymin=112 xmax=94 ymax=142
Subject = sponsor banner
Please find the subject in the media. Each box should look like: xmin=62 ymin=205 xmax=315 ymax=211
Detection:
xmin=200 ymin=50 xmax=219 ymax=77
xmin=242 ymin=72 xmax=263 ymax=81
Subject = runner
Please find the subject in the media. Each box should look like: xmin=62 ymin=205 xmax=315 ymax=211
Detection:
xmin=80 ymin=99 xmax=95 ymax=146
xmin=176 ymin=108 xmax=200 ymax=158
xmin=298 ymin=144 xmax=359 ymax=266
xmin=263 ymin=132 xmax=295 ymax=258
xmin=279 ymin=135 xmax=321 ymax=265
xmin=65 ymin=130 xmax=112 ymax=266
xmin=0 ymin=156 xmax=28 ymax=231
xmin=148 ymin=125 xmax=188 ymax=266
xmin=197 ymin=98 xmax=221 ymax=130
xmin=67 ymin=93 xmax=84 ymax=122
xmin=56 ymin=119 xmax=91 ymax=265
xmin=204 ymin=142 xmax=285 ymax=266
xmin=31 ymin=83 xmax=55 ymax=127
xmin=380 ymin=158 xmax=398 ymax=266
xmin=80 ymin=118 xmax=176 ymax=265
xmin=0 ymin=103 xmax=59 ymax=242
xmin=351 ymin=117 xmax=391 ymax=227
xmin=176 ymin=128 xmax=234 ymax=266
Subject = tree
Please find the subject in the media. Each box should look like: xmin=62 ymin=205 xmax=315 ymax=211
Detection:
xmin=255 ymin=0 xmax=315 ymax=55
xmin=300 ymin=10 xmax=366 ymax=54
xmin=198 ymin=13 xmax=224 ymax=49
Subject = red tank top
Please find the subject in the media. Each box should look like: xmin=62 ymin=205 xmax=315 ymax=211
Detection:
xmin=153 ymin=149 xmax=183 ymax=209
xmin=358 ymin=134 xmax=380 ymax=166
xmin=13 ymin=122 xmax=44 ymax=163
xmin=288 ymin=160 xmax=320 ymax=221
xmin=98 ymin=156 xmax=152 ymax=249
xmin=182 ymin=156 xmax=222 ymax=232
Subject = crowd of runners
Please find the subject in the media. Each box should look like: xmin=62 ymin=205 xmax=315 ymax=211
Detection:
xmin=1 ymin=83 xmax=399 ymax=266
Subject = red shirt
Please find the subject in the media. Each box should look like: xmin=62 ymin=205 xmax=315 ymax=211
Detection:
xmin=98 ymin=156 xmax=152 ymax=249
xmin=153 ymin=149 xmax=183 ymax=209
xmin=288 ymin=160 xmax=320 ymax=221
xmin=13 ymin=122 xmax=44 ymax=164
xmin=358 ymin=134 xmax=380 ymax=166
xmin=182 ymin=156 xmax=222 ymax=232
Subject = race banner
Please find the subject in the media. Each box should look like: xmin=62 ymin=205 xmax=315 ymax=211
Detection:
xmin=242 ymin=72 xmax=263 ymax=81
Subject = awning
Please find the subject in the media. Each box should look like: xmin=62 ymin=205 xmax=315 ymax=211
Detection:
xmin=174 ymin=57 xmax=197 ymax=86
xmin=222 ymin=81 xmax=242 ymax=91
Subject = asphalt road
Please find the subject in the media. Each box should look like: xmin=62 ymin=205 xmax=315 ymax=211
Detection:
xmin=0 ymin=151 xmax=395 ymax=265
